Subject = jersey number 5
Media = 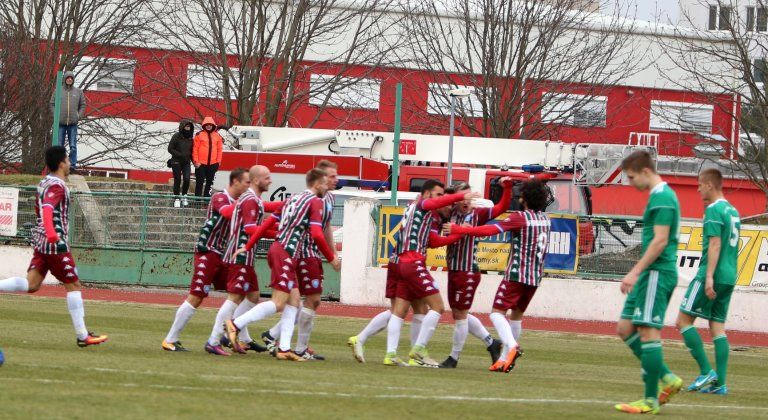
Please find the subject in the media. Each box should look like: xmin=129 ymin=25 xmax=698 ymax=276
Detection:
xmin=729 ymin=216 xmax=740 ymax=247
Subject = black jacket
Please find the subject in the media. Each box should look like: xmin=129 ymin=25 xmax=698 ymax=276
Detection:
xmin=168 ymin=120 xmax=194 ymax=164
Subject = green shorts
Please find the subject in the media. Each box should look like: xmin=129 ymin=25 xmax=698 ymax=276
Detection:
xmin=679 ymin=279 xmax=734 ymax=323
xmin=620 ymin=269 xmax=677 ymax=329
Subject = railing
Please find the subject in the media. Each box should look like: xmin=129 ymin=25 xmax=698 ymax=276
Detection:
xmin=577 ymin=215 xmax=643 ymax=279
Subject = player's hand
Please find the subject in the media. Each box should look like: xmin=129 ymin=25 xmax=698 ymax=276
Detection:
xmin=330 ymin=257 xmax=341 ymax=272
xmin=234 ymin=246 xmax=247 ymax=257
xmin=620 ymin=271 xmax=639 ymax=295
xmin=500 ymin=176 xmax=513 ymax=187
xmin=441 ymin=222 xmax=453 ymax=235
xmin=193 ymin=163 xmax=200 ymax=168
xmin=463 ymin=191 xmax=481 ymax=201
xmin=705 ymin=276 xmax=717 ymax=300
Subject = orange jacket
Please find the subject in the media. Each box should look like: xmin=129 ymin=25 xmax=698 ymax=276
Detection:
xmin=192 ymin=117 xmax=224 ymax=166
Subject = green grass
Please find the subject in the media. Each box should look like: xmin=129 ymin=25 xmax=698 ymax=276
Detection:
xmin=0 ymin=295 xmax=767 ymax=419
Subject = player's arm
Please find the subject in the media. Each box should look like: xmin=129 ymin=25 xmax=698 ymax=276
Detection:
xmin=41 ymin=185 xmax=64 ymax=242
xmin=243 ymin=212 xmax=280 ymax=251
xmin=428 ymin=230 xmax=463 ymax=247
xmin=445 ymin=212 xmax=525 ymax=237
xmin=489 ymin=177 xmax=513 ymax=220
xmin=240 ymin=199 xmax=260 ymax=236
xmin=210 ymin=194 xmax=234 ymax=219
xmin=308 ymin=198 xmax=340 ymax=270
xmin=620 ymin=223 xmax=670 ymax=294
xmin=263 ymin=201 xmax=284 ymax=213
xmin=704 ymin=236 xmax=721 ymax=299
xmin=324 ymin=225 xmax=337 ymax=256
xmin=421 ymin=191 xmax=480 ymax=211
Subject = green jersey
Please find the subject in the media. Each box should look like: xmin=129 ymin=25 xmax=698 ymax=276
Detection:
xmin=642 ymin=182 xmax=680 ymax=273
xmin=697 ymin=199 xmax=740 ymax=285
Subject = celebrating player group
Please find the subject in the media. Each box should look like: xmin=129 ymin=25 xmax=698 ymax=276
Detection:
xmin=0 ymin=147 xmax=741 ymax=415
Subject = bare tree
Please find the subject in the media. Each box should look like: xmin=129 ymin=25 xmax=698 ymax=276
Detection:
xmin=0 ymin=0 xmax=157 ymax=172
xmin=399 ymin=0 xmax=642 ymax=139
xmin=145 ymin=0 xmax=403 ymax=128
xmin=658 ymin=0 xmax=768 ymax=210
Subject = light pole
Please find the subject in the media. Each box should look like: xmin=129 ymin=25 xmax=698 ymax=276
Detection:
xmin=447 ymin=88 xmax=472 ymax=186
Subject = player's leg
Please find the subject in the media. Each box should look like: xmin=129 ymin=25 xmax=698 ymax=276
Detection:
xmin=275 ymin=288 xmax=304 ymax=361
xmin=0 ymin=251 xmax=47 ymax=293
xmin=489 ymin=308 xmax=519 ymax=373
xmin=409 ymin=298 xmax=428 ymax=347
xmin=408 ymin=292 xmax=443 ymax=367
xmin=228 ymin=289 xmax=287 ymax=348
xmin=467 ymin=313 xmax=501 ymax=363
xmin=206 ymin=292 xmax=244 ymax=356
xmin=348 ymin=297 xmax=395 ymax=364
xmin=384 ymin=296 xmax=411 ymax=366
xmin=508 ymin=309 xmax=523 ymax=341
xmin=163 ymin=294 xmax=202 ymax=352
xmin=677 ymin=311 xmax=716 ymax=391
xmin=295 ymin=292 xmax=322 ymax=360
xmin=700 ymin=283 xmax=733 ymax=395
xmin=165 ymin=252 xmax=218 ymax=351
xmin=441 ymin=308 xmax=468 ymax=368
xmin=229 ymin=292 xmax=268 ymax=353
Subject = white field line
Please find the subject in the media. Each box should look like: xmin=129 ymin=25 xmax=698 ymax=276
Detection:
xmin=1 ymin=376 xmax=768 ymax=412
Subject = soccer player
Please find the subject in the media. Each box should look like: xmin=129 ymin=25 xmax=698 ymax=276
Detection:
xmin=676 ymin=168 xmax=739 ymax=395
xmin=445 ymin=179 xmax=550 ymax=373
xmin=225 ymin=169 xmax=340 ymax=361
xmin=204 ymin=165 xmax=279 ymax=356
xmin=613 ymin=151 xmax=683 ymax=415
xmin=438 ymin=178 xmax=511 ymax=368
xmin=0 ymin=146 xmax=108 ymax=347
xmin=261 ymin=160 xmax=339 ymax=360
xmin=383 ymin=180 xmax=479 ymax=368
xmin=161 ymin=168 xmax=250 ymax=352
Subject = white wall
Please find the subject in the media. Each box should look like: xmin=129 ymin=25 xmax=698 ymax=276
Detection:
xmin=0 ymin=246 xmax=58 ymax=285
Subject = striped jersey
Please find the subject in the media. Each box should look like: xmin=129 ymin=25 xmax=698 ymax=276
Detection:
xmin=394 ymin=199 xmax=436 ymax=257
xmin=224 ymin=188 xmax=264 ymax=266
xmin=446 ymin=207 xmax=495 ymax=272
xmin=275 ymin=190 xmax=325 ymax=258
xmin=32 ymin=175 xmax=70 ymax=254
xmin=195 ymin=190 xmax=234 ymax=255
xmin=496 ymin=210 xmax=551 ymax=287
xmin=294 ymin=193 xmax=336 ymax=259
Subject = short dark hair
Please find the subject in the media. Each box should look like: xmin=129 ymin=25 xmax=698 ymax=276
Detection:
xmin=45 ymin=146 xmax=67 ymax=172
xmin=520 ymin=180 xmax=550 ymax=212
xmin=229 ymin=168 xmax=247 ymax=185
xmin=421 ymin=179 xmax=444 ymax=194
xmin=699 ymin=168 xmax=723 ymax=190
xmin=306 ymin=168 xmax=326 ymax=187
xmin=621 ymin=150 xmax=656 ymax=173
xmin=316 ymin=159 xmax=338 ymax=171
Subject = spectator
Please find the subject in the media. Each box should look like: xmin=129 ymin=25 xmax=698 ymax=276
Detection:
xmin=192 ymin=117 xmax=224 ymax=197
xmin=168 ymin=119 xmax=194 ymax=208
xmin=50 ymin=71 xmax=86 ymax=173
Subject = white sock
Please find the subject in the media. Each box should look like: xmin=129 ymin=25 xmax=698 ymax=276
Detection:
xmin=234 ymin=300 xmax=277 ymax=330
xmin=468 ymin=314 xmax=494 ymax=346
xmin=165 ymin=301 xmax=197 ymax=343
xmin=490 ymin=312 xmax=517 ymax=360
xmin=278 ymin=305 xmax=299 ymax=352
xmin=358 ymin=310 xmax=391 ymax=344
xmin=233 ymin=300 xmax=257 ymax=342
xmin=208 ymin=299 xmax=238 ymax=345
xmin=66 ymin=291 xmax=88 ymax=340
xmin=386 ymin=315 xmax=404 ymax=354
xmin=414 ymin=310 xmax=441 ymax=348
xmin=509 ymin=320 xmax=522 ymax=342
xmin=410 ymin=314 xmax=425 ymax=347
xmin=295 ymin=307 xmax=316 ymax=353
xmin=0 ymin=277 xmax=29 ymax=292
xmin=450 ymin=319 xmax=469 ymax=360
xmin=268 ymin=321 xmax=281 ymax=340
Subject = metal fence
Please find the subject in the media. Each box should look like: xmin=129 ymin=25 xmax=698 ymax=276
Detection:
xmin=576 ymin=215 xmax=643 ymax=278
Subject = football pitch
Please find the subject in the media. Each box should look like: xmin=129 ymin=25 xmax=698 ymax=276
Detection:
xmin=1 ymin=295 xmax=767 ymax=419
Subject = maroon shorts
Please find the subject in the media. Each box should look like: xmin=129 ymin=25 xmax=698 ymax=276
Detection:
xmin=447 ymin=271 xmax=481 ymax=310
xmin=268 ymin=242 xmax=298 ymax=294
xmin=296 ymin=257 xmax=324 ymax=296
xmin=226 ymin=264 xmax=259 ymax=296
xmin=28 ymin=250 xmax=79 ymax=284
xmin=385 ymin=260 xmax=400 ymax=299
xmin=492 ymin=280 xmax=538 ymax=312
xmin=189 ymin=251 xmax=229 ymax=298
xmin=394 ymin=259 xmax=439 ymax=302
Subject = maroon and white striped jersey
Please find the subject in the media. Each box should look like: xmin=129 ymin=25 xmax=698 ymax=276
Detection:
xmin=195 ymin=191 xmax=234 ymax=255
xmin=394 ymin=199 xmax=436 ymax=257
xmin=446 ymin=207 xmax=495 ymax=272
xmin=294 ymin=192 xmax=335 ymax=259
xmin=274 ymin=190 xmax=325 ymax=258
xmin=224 ymin=188 xmax=264 ymax=266
xmin=497 ymin=211 xmax=551 ymax=286
xmin=33 ymin=175 xmax=70 ymax=254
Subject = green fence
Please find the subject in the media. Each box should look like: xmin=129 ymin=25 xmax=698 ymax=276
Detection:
xmin=1 ymin=186 xmax=343 ymax=299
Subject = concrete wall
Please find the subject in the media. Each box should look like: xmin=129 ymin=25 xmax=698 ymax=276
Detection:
xmin=339 ymin=197 xmax=768 ymax=333
xmin=0 ymin=246 xmax=57 ymax=285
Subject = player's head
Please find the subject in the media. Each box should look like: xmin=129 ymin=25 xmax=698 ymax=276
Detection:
xmin=228 ymin=167 xmax=250 ymax=196
xmin=621 ymin=151 xmax=657 ymax=191
xmin=519 ymin=180 xmax=549 ymax=212
xmin=45 ymin=145 xmax=70 ymax=175
xmin=317 ymin=160 xmax=338 ymax=191
xmin=449 ymin=181 xmax=472 ymax=212
xmin=306 ymin=168 xmax=328 ymax=196
xmin=698 ymin=168 xmax=723 ymax=204
xmin=249 ymin=165 xmax=271 ymax=193
xmin=421 ymin=179 xmax=444 ymax=200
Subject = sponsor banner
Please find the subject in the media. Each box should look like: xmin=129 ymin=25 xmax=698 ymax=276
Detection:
xmin=376 ymin=206 xmax=579 ymax=274
xmin=0 ymin=187 xmax=19 ymax=236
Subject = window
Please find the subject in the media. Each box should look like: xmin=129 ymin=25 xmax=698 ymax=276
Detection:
xmin=186 ymin=65 xmax=240 ymax=99
xmin=426 ymin=83 xmax=484 ymax=117
xmin=541 ymin=92 xmax=607 ymax=127
xmin=74 ymin=57 xmax=135 ymax=93
xmin=649 ymin=100 xmax=713 ymax=133
xmin=708 ymin=5 xmax=732 ymax=30
xmin=747 ymin=6 xmax=767 ymax=31
xmin=308 ymin=74 xmax=380 ymax=110
xmin=755 ymin=59 xmax=768 ymax=84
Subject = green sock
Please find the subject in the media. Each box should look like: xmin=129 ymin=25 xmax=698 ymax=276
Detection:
xmin=713 ymin=335 xmax=729 ymax=386
xmin=625 ymin=333 xmax=673 ymax=377
xmin=641 ymin=341 xmax=664 ymax=401
xmin=681 ymin=325 xmax=712 ymax=375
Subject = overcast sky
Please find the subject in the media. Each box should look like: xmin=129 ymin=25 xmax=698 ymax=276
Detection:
xmin=603 ymin=0 xmax=679 ymax=23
